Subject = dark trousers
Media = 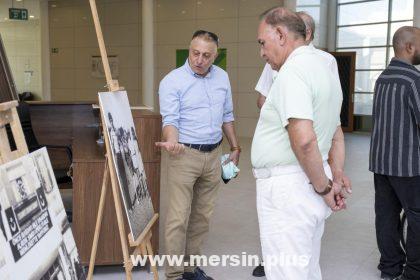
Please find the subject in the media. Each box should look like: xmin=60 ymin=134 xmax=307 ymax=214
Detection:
xmin=374 ymin=174 xmax=420 ymax=280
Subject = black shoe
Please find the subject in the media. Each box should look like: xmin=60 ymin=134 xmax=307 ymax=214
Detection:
xmin=252 ymin=264 xmax=265 ymax=277
xmin=182 ymin=271 xmax=195 ymax=280
xmin=381 ymin=274 xmax=403 ymax=280
xmin=183 ymin=267 xmax=214 ymax=280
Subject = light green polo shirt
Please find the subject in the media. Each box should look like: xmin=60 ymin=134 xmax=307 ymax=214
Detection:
xmin=251 ymin=45 xmax=342 ymax=168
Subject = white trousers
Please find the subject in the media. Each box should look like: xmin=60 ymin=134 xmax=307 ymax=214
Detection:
xmin=256 ymin=163 xmax=332 ymax=280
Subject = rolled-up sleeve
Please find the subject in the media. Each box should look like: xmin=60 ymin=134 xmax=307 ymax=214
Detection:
xmin=158 ymin=76 xmax=180 ymax=129
xmin=223 ymin=75 xmax=235 ymax=123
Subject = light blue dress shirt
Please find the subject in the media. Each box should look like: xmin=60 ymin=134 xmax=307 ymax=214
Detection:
xmin=158 ymin=60 xmax=234 ymax=144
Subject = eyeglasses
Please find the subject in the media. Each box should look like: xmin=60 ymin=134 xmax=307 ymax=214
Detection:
xmin=192 ymin=30 xmax=219 ymax=46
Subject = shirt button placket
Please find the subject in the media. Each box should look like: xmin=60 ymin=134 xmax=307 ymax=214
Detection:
xmin=205 ymin=79 xmax=213 ymax=140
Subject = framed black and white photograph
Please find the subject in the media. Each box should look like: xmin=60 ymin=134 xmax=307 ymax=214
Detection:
xmin=99 ymin=90 xmax=154 ymax=240
xmin=0 ymin=148 xmax=85 ymax=279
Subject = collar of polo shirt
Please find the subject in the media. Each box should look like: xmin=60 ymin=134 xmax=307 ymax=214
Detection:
xmin=284 ymin=45 xmax=315 ymax=65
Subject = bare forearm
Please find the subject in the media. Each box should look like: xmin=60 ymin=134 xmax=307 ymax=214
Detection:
xmin=257 ymin=94 xmax=266 ymax=109
xmin=292 ymin=140 xmax=329 ymax=191
xmin=288 ymin=119 xmax=329 ymax=192
xmin=162 ymin=125 xmax=179 ymax=143
xmin=222 ymin=121 xmax=239 ymax=147
xmin=328 ymin=126 xmax=345 ymax=175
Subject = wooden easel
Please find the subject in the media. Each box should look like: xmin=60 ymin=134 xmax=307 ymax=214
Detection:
xmin=87 ymin=0 xmax=159 ymax=279
xmin=0 ymin=101 xmax=28 ymax=165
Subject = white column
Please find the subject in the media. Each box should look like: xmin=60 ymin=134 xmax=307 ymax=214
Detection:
xmin=316 ymin=0 xmax=329 ymax=49
xmin=414 ymin=0 xmax=420 ymax=27
xmin=327 ymin=0 xmax=337 ymax=51
xmin=142 ymin=0 xmax=155 ymax=110
xmin=40 ymin=0 xmax=51 ymax=100
xmin=413 ymin=0 xmax=420 ymax=70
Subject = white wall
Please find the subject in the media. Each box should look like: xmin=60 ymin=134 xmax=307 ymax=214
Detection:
xmin=0 ymin=0 xmax=42 ymax=99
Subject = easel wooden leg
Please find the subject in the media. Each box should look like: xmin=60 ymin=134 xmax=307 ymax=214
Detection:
xmin=139 ymin=242 xmax=153 ymax=279
xmin=145 ymin=238 xmax=159 ymax=280
xmin=108 ymin=164 xmax=132 ymax=280
xmin=87 ymin=159 xmax=110 ymax=280
xmin=86 ymin=0 xmax=159 ymax=279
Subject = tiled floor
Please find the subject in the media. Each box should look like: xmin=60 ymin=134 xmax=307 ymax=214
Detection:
xmin=93 ymin=132 xmax=384 ymax=280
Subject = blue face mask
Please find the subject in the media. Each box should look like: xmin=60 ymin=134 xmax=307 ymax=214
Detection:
xmin=220 ymin=154 xmax=240 ymax=180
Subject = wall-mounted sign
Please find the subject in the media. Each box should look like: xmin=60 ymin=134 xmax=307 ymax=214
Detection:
xmin=9 ymin=8 xmax=28 ymax=21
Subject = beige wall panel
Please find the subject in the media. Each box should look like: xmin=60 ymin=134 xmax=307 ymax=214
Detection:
xmin=51 ymin=47 xmax=75 ymax=68
xmin=74 ymin=26 xmax=98 ymax=48
xmin=50 ymin=27 xmax=75 ymax=48
xmin=195 ymin=18 xmax=238 ymax=43
xmin=220 ymin=43 xmax=238 ymax=68
xmin=197 ymin=0 xmax=239 ymax=19
xmin=104 ymin=24 xmax=140 ymax=47
xmin=226 ymin=67 xmax=238 ymax=93
xmin=75 ymin=68 xmax=107 ymax=90
xmin=237 ymin=42 xmax=264 ymax=68
xmin=237 ymin=67 xmax=261 ymax=93
xmin=238 ymin=0 xmax=284 ymax=17
xmin=156 ymin=20 xmax=196 ymax=45
xmin=74 ymin=47 xmax=100 ymax=69
xmin=49 ymin=6 xmax=74 ymax=27
xmin=156 ymin=0 xmax=197 ymax=21
xmin=238 ymin=16 xmax=259 ymax=42
xmin=118 ymin=67 xmax=140 ymax=91
xmin=51 ymin=68 xmax=75 ymax=89
xmin=236 ymin=116 xmax=258 ymax=137
xmin=236 ymin=92 xmax=260 ymax=118
xmin=156 ymin=45 xmax=186 ymax=69
xmin=108 ymin=46 xmax=141 ymax=69
xmin=51 ymin=89 xmax=76 ymax=101
xmin=105 ymin=1 xmax=140 ymax=25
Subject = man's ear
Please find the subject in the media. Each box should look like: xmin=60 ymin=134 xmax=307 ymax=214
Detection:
xmin=275 ymin=26 xmax=287 ymax=46
xmin=306 ymin=29 xmax=313 ymax=42
xmin=406 ymin=42 xmax=415 ymax=55
xmin=214 ymin=50 xmax=219 ymax=60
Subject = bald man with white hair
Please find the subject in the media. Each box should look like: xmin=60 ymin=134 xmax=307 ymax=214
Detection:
xmin=252 ymin=10 xmax=349 ymax=279
xmin=252 ymin=6 xmax=350 ymax=280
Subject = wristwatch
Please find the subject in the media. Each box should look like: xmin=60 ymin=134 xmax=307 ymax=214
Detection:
xmin=314 ymin=179 xmax=333 ymax=196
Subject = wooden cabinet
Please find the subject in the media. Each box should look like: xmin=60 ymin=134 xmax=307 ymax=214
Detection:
xmin=72 ymin=109 xmax=161 ymax=265
xmin=29 ymin=103 xmax=161 ymax=266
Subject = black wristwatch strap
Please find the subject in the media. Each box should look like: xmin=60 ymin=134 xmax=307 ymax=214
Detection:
xmin=314 ymin=179 xmax=333 ymax=196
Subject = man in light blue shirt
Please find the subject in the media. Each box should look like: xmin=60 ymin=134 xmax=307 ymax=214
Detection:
xmin=159 ymin=54 xmax=235 ymax=145
xmin=157 ymin=30 xmax=240 ymax=280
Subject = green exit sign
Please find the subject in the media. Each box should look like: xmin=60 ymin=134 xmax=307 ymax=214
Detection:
xmin=9 ymin=8 xmax=28 ymax=21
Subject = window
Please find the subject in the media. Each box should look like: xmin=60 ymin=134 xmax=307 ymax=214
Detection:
xmin=336 ymin=0 xmax=414 ymax=115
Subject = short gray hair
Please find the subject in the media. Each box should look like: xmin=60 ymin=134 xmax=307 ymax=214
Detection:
xmin=260 ymin=6 xmax=306 ymax=40
xmin=296 ymin=11 xmax=315 ymax=41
